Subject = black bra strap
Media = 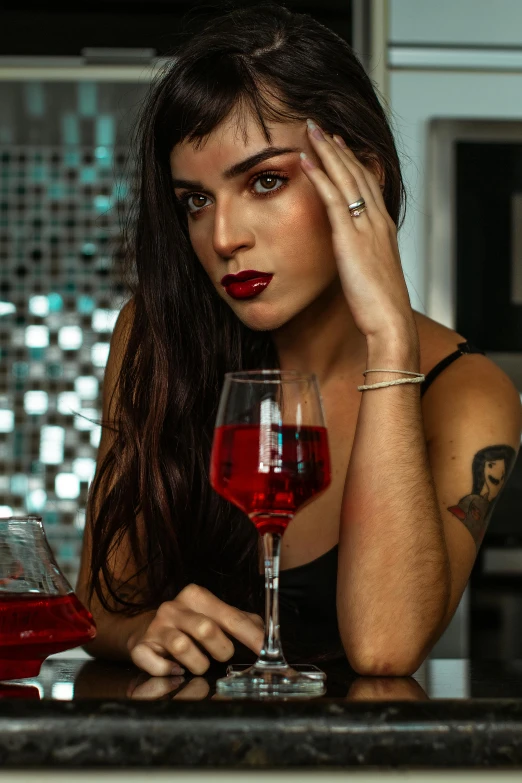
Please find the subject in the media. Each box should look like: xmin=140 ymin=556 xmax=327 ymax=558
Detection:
xmin=420 ymin=341 xmax=485 ymax=398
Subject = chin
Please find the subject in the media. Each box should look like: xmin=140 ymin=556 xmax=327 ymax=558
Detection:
xmin=238 ymin=313 xmax=288 ymax=332
xmin=231 ymin=304 xmax=296 ymax=333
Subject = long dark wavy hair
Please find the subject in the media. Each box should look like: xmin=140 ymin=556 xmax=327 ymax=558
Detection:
xmin=86 ymin=2 xmax=406 ymax=625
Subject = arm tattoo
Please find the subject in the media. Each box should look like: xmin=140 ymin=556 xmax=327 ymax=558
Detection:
xmin=447 ymin=444 xmax=517 ymax=548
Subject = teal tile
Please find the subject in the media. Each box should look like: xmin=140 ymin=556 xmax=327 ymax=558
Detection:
xmin=94 ymin=195 xmax=111 ymax=213
xmin=59 ymin=542 xmax=75 ymax=558
xmin=80 ymin=167 xmax=96 ymax=184
xmin=62 ymin=113 xmax=80 ymax=146
xmin=10 ymin=474 xmax=28 ymax=494
xmin=96 ymin=116 xmax=114 ymax=147
xmin=64 ymin=149 xmax=80 ymax=167
xmin=47 ymin=292 xmax=63 ymax=312
xmin=45 ymin=363 xmax=63 ymax=379
xmin=48 ymin=183 xmax=65 ymax=199
xmin=77 ymin=295 xmax=95 ymax=314
xmin=82 ymin=242 xmax=96 ymax=256
xmin=12 ymin=362 xmax=29 ymax=379
xmin=43 ymin=511 xmax=58 ymax=526
xmin=78 ymin=82 xmax=97 ymax=117
xmin=95 ymin=146 xmax=112 ymax=166
xmin=31 ymin=164 xmax=47 ymax=183
xmin=24 ymin=82 xmax=45 ymax=117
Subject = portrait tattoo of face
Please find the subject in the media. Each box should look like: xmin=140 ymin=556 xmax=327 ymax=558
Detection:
xmin=447 ymin=444 xmax=517 ymax=549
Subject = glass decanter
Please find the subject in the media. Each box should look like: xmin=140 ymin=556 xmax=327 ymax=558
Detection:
xmin=0 ymin=515 xmax=96 ymax=679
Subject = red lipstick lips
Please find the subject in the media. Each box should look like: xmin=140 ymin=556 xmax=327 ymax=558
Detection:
xmin=221 ymin=270 xmax=273 ymax=300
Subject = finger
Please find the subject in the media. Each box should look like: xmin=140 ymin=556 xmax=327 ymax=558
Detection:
xmin=333 ymin=137 xmax=393 ymax=223
xmin=130 ymin=639 xmax=185 ymax=677
xmin=132 ymin=630 xmax=210 ymax=676
xmin=177 ymin=584 xmax=264 ymax=655
xmin=305 ymin=121 xmax=372 ymax=227
xmin=301 ymin=138 xmax=361 ymax=237
xmin=162 ymin=628 xmax=212 ymax=675
xmin=178 ymin=610 xmax=235 ymax=663
xmin=173 ymin=677 xmax=210 ymax=701
xmin=130 ymin=675 xmax=185 ymax=700
xmin=330 ymin=136 xmax=381 ymax=217
xmin=245 ymin=612 xmax=265 ymax=629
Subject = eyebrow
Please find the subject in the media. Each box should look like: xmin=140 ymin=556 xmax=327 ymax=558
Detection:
xmin=171 ymin=146 xmax=301 ymax=190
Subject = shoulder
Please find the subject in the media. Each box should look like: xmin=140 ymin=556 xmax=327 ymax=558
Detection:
xmin=113 ymin=295 xmax=136 ymax=338
xmin=102 ymin=295 xmax=137 ymax=420
xmin=108 ymin=296 xmax=136 ymax=362
xmin=414 ymin=311 xmax=521 ymax=446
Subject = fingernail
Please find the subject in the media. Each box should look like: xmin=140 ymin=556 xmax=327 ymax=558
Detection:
xmin=171 ymin=664 xmax=185 ymax=675
xmin=307 ymin=119 xmax=324 ymax=140
xmin=299 ymin=152 xmax=315 ymax=169
xmin=333 ymin=134 xmax=347 ymax=148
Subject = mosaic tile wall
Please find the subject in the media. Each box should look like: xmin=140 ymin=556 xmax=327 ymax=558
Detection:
xmin=0 ymin=80 xmax=148 ymax=586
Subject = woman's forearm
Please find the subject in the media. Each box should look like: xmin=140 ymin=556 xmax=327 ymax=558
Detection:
xmin=337 ymin=325 xmax=451 ymax=675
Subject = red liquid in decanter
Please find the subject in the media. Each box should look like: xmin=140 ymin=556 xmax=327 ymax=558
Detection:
xmin=0 ymin=592 xmax=96 ymax=679
xmin=0 ymin=683 xmax=40 ymax=699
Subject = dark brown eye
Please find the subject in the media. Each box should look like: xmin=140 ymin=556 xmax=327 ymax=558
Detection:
xmin=258 ymin=175 xmax=278 ymax=189
xmin=252 ymin=172 xmax=288 ymax=195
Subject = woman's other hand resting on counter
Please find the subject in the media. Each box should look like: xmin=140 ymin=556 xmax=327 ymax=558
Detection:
xmin=126 ymin=583 xmax=264 ymax=676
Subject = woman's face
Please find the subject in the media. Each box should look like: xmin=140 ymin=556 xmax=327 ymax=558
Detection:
xmin=484 ymin=458 xmax=506 ymax=500
xmin=169 ymin=109 xmax=339 ymax=332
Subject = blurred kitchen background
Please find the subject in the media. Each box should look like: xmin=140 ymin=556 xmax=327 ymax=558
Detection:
xmin=0 ymin=0 xmax=521 ymax=660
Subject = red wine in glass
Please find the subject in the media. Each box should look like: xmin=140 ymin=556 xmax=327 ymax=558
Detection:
xmin=211 ymin=423 xmax=330 ymax=535
xmin=210 ymin=369 xmax=331 ymax=696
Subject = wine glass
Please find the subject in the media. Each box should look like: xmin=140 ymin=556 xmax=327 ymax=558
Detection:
xmin=209 ymin=370 xmax=331 ymax=696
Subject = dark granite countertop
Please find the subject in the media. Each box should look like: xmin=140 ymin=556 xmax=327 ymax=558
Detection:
xmin=2 ymin=654 xmax=522 ymax=768
xmin=0 ymin=657 xmax=522 ymax=769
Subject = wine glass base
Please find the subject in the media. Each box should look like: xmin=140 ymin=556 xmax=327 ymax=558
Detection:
xmin=216 ymin=662 xmax=326 ymax=697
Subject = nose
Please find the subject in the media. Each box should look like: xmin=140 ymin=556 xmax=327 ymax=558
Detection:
xmin=211 ymin=201 xmax=255 ymax=259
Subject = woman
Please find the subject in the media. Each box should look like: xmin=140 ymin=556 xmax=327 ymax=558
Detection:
xmin=76 ymin=3 xmax=521 ymax=677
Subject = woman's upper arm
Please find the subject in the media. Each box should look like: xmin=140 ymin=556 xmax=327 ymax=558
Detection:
xmin=424 ymin=354 xmax=522 ymax=631
xmin=75 ymin=296 xmax=139 ymax=606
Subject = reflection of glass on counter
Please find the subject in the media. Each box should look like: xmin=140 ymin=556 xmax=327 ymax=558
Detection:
xmin=15 ymin=654 xmax=522 ymax=703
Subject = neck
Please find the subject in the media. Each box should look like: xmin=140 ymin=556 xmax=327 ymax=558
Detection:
xmin=271 ymin=278 xmax=367 ymax=389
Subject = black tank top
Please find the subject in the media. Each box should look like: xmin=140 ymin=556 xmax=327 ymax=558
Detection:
xmin=277 ymin=341 xmax=485 ymax=655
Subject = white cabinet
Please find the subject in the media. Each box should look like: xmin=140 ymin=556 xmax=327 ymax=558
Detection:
xmin=390 ymin=0 xmax=522 ymax=46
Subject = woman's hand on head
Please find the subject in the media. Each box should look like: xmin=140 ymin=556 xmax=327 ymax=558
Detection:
xmin=126 ymin=583 xmax=265 ymax=676
xmin=300 ymin=121 xmax=415 ymax=340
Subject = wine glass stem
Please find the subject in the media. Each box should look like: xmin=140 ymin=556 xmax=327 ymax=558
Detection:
xmin=258 ymin=531 xmax=287 ymax=667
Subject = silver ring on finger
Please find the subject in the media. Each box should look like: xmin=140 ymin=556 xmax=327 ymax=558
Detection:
xmin=348 ymin=197 xmax=367 ymax=218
